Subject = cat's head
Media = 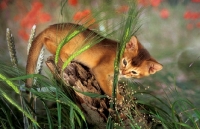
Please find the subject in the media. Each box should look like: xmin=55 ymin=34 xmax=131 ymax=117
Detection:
xmin=119 ymin=36 xmax=163 ymax=78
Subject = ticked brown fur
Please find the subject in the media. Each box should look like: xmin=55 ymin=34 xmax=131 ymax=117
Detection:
xmin=26 ymin=23 xmax=163 ymax=102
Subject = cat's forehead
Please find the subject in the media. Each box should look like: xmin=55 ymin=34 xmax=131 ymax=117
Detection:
xmin=131 ymin=49 xmax=151 ymax=66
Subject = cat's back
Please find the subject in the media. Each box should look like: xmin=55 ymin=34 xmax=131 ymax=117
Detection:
xmin=42 ymin=23 xmax=117 ymax=53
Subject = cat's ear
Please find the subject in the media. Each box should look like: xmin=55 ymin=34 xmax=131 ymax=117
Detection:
xmin=147 ymin=60 xmax=163 ymax=74
xmin=126 ymin=36 xmax=138 ymax=51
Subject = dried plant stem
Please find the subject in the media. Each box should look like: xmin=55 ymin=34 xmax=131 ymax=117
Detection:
xmin=27 ymin=25 xmax=45 ymax=126
xmin=6 ymin=28 xmax=30 ymax=129
xmin=34 ymin=47 xmax=44 ymax=85
xmin=27 ymin=25 xmax=36 ymax=54
xmin=6 ymin=28 xmax=18 ymax=69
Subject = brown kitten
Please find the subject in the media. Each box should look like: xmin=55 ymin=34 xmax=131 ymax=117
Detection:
xmin=26 ymin=23 xmax=163 ymax=102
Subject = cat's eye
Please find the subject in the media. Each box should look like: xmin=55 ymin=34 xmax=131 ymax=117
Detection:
xmin=123 ymin=59 xmax=127 ymax=66
xmin=131 ymin=71 xmax=137 ymax=74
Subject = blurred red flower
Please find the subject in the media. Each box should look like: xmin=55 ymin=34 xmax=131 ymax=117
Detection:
xmin=197 ymin=22 xmax=200 ymax=28
xmin=73 ymin=9 xmax=91 ymax=21
xmin=151 ymin=0 xmax=161 ymax=7
xmin=184 ymin=11 xmax=191 ymax=19
xmin=138 ymin=0 xmax=150 ymax=6
xmin=73 ymin=9 xmax=97 ymax=29
xmin=116 ymin=5 xmax=129 ymax=13
xmin=192 ymin=12 xmax=200 ymax=19
xmin=38 ymin=12 xmax=51 ymax=23
xmin=160 ymin=9 xmax=169 ymax=19
xmin=20 ymin=1 xmax=51 ymax=28
xmin=16 ymin=1 xmax=51 ymax=41
xmin=0 ymin=0 xmax=8 ymax=10
xmin=68 ymin=0 xmax=78 ymax=6
xmin=191 ymin=0 xmax=200 ymax=2
xmin=32 ymin=1 xmax=43 ymax=10
xmin=184 ymin=11 xmax=200 ymax=20
xmin=18 ymin=29 xmax=29 ymax=41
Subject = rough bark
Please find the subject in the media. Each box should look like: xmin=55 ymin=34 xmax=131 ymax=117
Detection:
xmin=46 ymin=56 xmax=110 ymax=128
xmin=45 ymin=56 xmax=155 ymax=129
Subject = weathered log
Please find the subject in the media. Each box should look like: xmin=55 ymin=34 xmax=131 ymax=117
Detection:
xmin=45 ymin=56 xmax=156 ymax=129
xmin=46 ymin=56 xmax=110 ymax=128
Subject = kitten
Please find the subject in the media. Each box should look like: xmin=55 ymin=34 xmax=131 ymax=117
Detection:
xmin=26 ymin=23 xmax=163 ymax=102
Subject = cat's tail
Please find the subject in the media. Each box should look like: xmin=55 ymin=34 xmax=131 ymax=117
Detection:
xmin=25 ymin=30 xmax=46 ymax=88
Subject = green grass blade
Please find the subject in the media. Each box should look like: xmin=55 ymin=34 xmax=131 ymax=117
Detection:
xmin=106 ymin=117 xmax=114 ymax=129
xmin=0 ymin=74 xmax=45 ymax=82
xmin=0 ymin=100 xmax=15 ymax=129
xmin=73 ymin=89 xmax=106 ymax=98
xmin=55 ymin=26 xmax=86 ymax=64
xmin=70 ymin=107 xmax=75 ymax=129
xmin=111 ymin=0 xmax=140 ymax=109
xmin=176 ymin=123 xmax=193 ymax=129
xmin=0 ymin=88 xmax=39 ymax=127
xmin=0 ymin=73 xmax=19 ymax=94
xmin=55 ymin=87 xmax=62 ymax=129
xmin=42 ymin=100 xmax=53 ymax=129
xmin=0 ymin=121 xmax=7 ymax=129
xmin=62 ymin=33 xmax=104 ymax=70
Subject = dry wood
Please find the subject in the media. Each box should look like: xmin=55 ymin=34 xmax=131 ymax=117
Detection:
xmin=45 ymin=56 xmax=156 ymax=129
xmin=46 ymin=56 xmax=111 ymax=128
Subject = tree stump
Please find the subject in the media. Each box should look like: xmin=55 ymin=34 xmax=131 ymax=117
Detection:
xmin=45 ymin=56 xmax=111 ymax=128
xmin=45 ymin=56 xmax=156 ymax=129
